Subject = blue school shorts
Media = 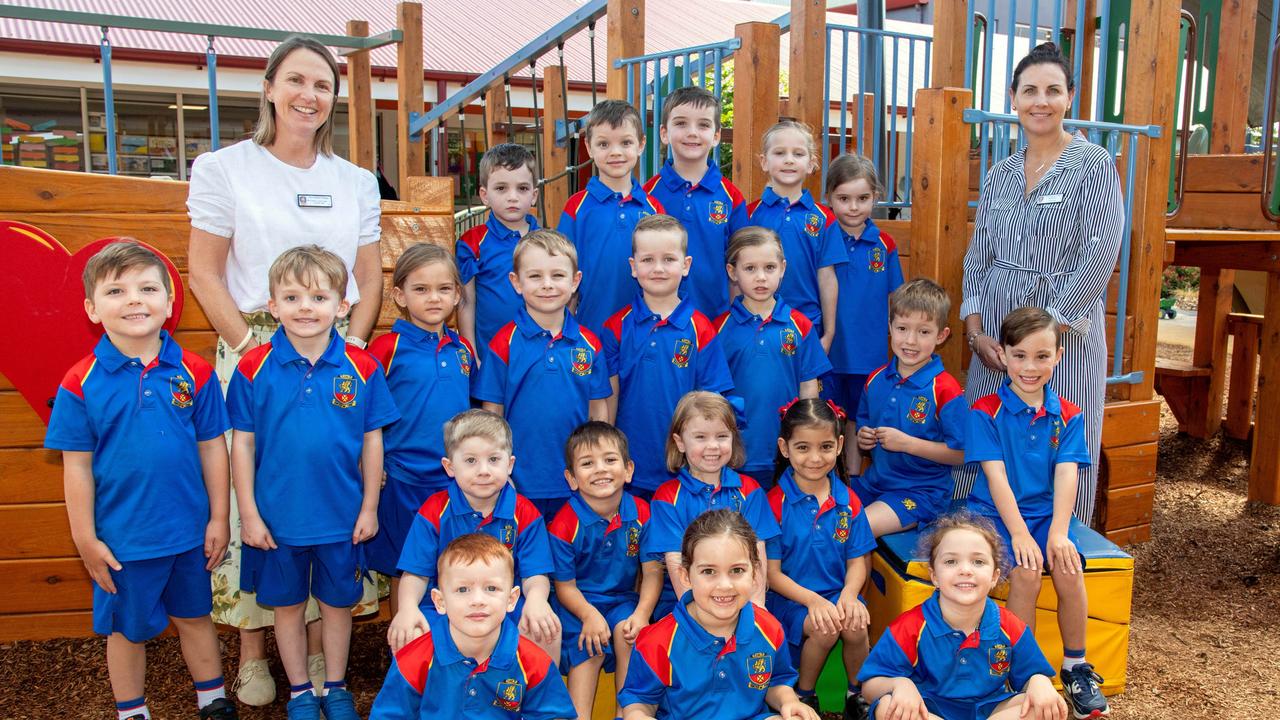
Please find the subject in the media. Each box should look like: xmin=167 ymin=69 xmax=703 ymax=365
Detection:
xmin=869 ymin=692 xmax=1013 ymax=720
xmin=366 ymin=478 xmax=436 ymax=577
xmin=555 ymin=596 xmax=638 ymax=671
xmin=92 ymin=544 xmax=212 ymax=643
xmin=850 ymin=476 xmax=946 ymax=528
xmin=977 ymin=512 xmax=1085 ymax=571
xmin=528 ymin=496 xmax=569 ymax=523
xmin=241 ymin=540 xmax=366 ymax=608
xmin=825 ymin=372 xmax=869 ymax=419
xmin=766 ymin=588 xmax=866 ymax=665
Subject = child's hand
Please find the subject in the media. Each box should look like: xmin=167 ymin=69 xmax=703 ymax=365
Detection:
xmin=520 ymin=598 xmax=562 ymax=643
xmin=388 ymin=606 xmax=429 ymax=652
xmin=856 ymin=425 xmax=878 ymax=451
xmin=578 ymin=608 xmax=612 ymax=657
xmin=874 ymin=427 xmax=914 ymax=453
xmin=240 ymin=515 xmax=276 ymax=550
xmin=1044 ymin=530 xmax=1082 ymax=576
xmin=204 ymin=519 xmax=230 ymax=571
xmin=779 ymin=698 xmax=822 ymax=720
xmin=837 ymin=591 xmax=870 ymax=632
xmin=1020 ymin=674 xmax=1068 ymax=720
xmin=804 ymin=594 xmax=844 ymax=636
xmin=1010 ymin=531 xmax=1043 ymax=573
xmin=616 ymin=612 xmax=648 ymax=646
xmin=882 ymin=678 xmax=929 ymax=720
xmin=820 ymin=332 xmax=835 ymax=354
xmin=77 ymin=538 xmax=122 ymax=593
xmin=352 ymin=508 xmax=378 ymax=544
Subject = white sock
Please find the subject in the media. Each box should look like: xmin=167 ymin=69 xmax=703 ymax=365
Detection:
xmin=194 ymin=677 xmax=227 ymax=708
xmin=1062 ymin=656 xmax=1087 ymax=670
xmin=289 ymin=683 xmax=315 ymax=700
xmin=116 ymin=697 xmax=149 ymax=719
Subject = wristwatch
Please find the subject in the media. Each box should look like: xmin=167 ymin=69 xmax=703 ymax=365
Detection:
xmin=345 ymin=335 xmax=368 ymax=349
xmin=966 ymin=330 xmax=983 ymax=350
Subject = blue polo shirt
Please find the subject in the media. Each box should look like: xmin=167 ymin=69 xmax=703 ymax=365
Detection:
xmin=457 ymin=212 xmax=539 ymax=349
xmin=558 ymin=175 xmax=665 ymax=332
xmin=714 ymin=297 xmax=832 ymax=473
xmin=829 ymin=219 xmax=904 ymax=374
xmin=369 ymin=320 xmax=475 ymax=491
xmin=369 ymin=613 xmax=574 ymax=720
xmin=475 ymin=307 xmax=611 ymax=500
xmin=647 ymin=468 xmax=780 ymax=557
xmin=966 ymin=381 xmax=1091 ymax=520
xmin=745 ymin=188 xmax=846 ymax=327
xmin=856 ymin=355 xmax=966 ymax=507
xmin=45 ymin=331 xmax=229 ymax=562
xmin=643 ymin=161 xmax=748 ymax=316
xmin=548 ymin=491 xmax=652 ymax=607
xmin=226 ymin=328 xmax=399 ymax=546
xmin=764 ymin=469 xmax=875 ymax=598
xmin=397 ymin=481 xmax=554 ymax=582
xmin=619 ymin=591 xmax=796 ymax=720
xmin=858 ymin=593 xmax=1055 ymax=717
xmin=602 ymin=294 xmax=735 ymax=492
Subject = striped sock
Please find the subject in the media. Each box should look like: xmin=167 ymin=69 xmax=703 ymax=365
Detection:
xmin=116 ymin=696 xmax=149 ymax=719
xmin=323 ymin=679 xmax=347 ymax=694
xmin=1062 ymin=647 xmax=1086 ymax=670
xmin=194 ymin=676 xmax=226 ymax=709
xmin=289 ymin=682 xmax=314 ymax=700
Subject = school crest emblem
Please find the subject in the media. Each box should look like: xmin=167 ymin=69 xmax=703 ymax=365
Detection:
xmin=673 ymin=338 xmax=692 ymax=368
xmin=708 ymin=199 xmax=728 ymax=225
xmin=989 ymin=644 xmax=1011 ymax=676
xmin=907 ymin=396 xmax=929 ymax=424
xmin=457 ymin=347 xmax=472 ymax=376
xmin=780 ymin=327 xmax=797 ymax=356
xmin=332 ymin=374 xmax=357 ymax=408
xmin=170 ymin=376 xmax=193 ymax=408
xmin=834 ymin=511 xmax=850 ymax=543
xmin=626 ymin=525 xmax=640 ymax=557
xmin=868 ymin=245 xmax=886 ymax=272
xmin=1050 ymin=419 xmax=1062 ymax=450
xmin=747 ymin=652 xmax=773 ymax=689
xmin=902 ymin=498 xmax=917 ymax=511
xmin=499 ymin=522 xmax=516 ymax=549
xmin=493 ymin=678 xmax=522 ymax=711
xmin=804 ymin=214 xmax=822 ymax=237
xmin=571 ymin=347 xmax=592 ymax=376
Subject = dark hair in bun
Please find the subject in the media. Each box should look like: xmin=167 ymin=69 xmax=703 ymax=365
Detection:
xmin=1011 ymin=42 xmax=1074 ymax=93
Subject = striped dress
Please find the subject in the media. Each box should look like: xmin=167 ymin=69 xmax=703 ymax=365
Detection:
xmin=954 ymin=133 xmax=1124 ymax=524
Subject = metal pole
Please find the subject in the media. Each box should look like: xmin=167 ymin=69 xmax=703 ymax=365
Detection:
xmin=100 ymin=26 xmax=117 ymax=175
xmin=207 ymin=35 xmax=220 ymax=151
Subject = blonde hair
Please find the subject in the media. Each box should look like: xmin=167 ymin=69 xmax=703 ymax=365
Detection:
xmin=253 ymin=36 xmax=340 ymax=156
xmin=760 ymin=120 xmax=818 ymax=161
xmin=267 ymin=245 xmax=348 ymax=297
xmin=443 ymin=409 xmax=513 ymax=456
xmin=889 ymin=278 xmax=951 ymax=328
xmin=512 ymin=229 xmax=579 ymax=274
xmin=82 ymin=240 xmax=171 ymax=298
xmin=724 ymin=226 xmax=784 ymax=266
xmin=632 ymin=213 xmax=688 ymax=255
xmin=665 ymin=391 xmax=745 ymax=472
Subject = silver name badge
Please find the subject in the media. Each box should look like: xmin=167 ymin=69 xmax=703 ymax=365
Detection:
xmin=1036 ymin=194 xmax=1065 ymax=206
xmin=297 ymin=194 xmax=333 ymax=208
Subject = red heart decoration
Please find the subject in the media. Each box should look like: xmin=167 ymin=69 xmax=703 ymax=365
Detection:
xmin=0 ymin=221 xmax=184 ymax=424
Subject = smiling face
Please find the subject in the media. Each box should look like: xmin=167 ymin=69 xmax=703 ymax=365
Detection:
xmin=565 ymin=438 xmax=634 ymax=502
xmin=673 ymin=414 xmax=735 ymax=481
xmin=759 ymin=127 xmax=816 ymax=191
xmin=777 ymin=423 xmax=843 ymax=485
xmin=726 ymin=243 xmax=785 ymax=306
xmin=630 ymin=229 xmax=691 ymax=299
xmin=265 ymin=47 xmax=336 ymax=143
xmin=928 ymin=528 xmax=1000 ymax=608
xmin=431 ymin=557 xmax=520 ymax=642
xmin=442 ymin=436 xmax=516 ymax=504
xmin=268 ymin=273 xmax=348 ymax=342
xmin=998 ymin=325 xmax=1063 ymax=399
xmin=890 ymin=310 xmax=949 ymax=375
xmin=587 ymin=121 xmax=644 ymax=184
xmin=85 ymin=265 xmax=173 ymax=344
xmin=678 ymin=533 xmax=755 ymax=634
xmin=480 ymin=164 xmax=538 ymax=226
xmin=393 ymin=261 xmax=460 ymax=333
xmin=509 ymin=245 xmax=580 ymax=317
xmin=1010 ymin=62 xmax=1074 ymax=139
xmin=828 ymin=177 xmax=876 ymax=236
xmin=660 ymin=102 xmax=721 ymax=166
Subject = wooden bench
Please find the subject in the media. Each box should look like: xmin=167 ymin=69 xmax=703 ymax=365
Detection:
xmin=1154 ymin=358 xmax=1213 ymax=433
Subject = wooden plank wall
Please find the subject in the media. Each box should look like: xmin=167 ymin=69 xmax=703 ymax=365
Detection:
xmin=0 ymin=166 xmax=454 ymax=641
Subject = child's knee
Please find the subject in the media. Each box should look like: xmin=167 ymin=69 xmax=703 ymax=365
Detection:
xmin=806 ymin=627 xmax=841 ymax=647
xmin=840 ymin=626 xmax=868 ymax=645
xmin=1050 ymin=563 xmax=1086 ymax=590
xmin=1009 ymin=565 xmax=1041 ymax=590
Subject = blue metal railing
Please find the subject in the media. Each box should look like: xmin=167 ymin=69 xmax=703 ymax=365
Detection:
xmin=964 ymin=108 xmax=1161 ymax=386
xmin=614 ymin=38 xmax=741 ymax=179
xmin=821 ymin=23 xmax=931 ymax=208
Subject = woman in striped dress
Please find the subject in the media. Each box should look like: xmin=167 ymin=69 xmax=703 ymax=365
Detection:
xmin=956 ymin=43 xmax=1123 ymax=524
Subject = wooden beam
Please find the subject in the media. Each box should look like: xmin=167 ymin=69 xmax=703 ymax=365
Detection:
xmin=1226 ymin=313 xmax=1261 ymax=440
xmin=930 ymin=0 xmax=968 ymax=88
xmin=1250 ymin=270 xmax=1280 ymax=504
xmin=1210 ymin=0 xmax=1258 ymax=154
xmin=1187 ymin=269 xmax=1235 ymax=437
xmin=485 ymin=84 xmax=509 ymax=147
xmin=345 ymin=20 xmax=374 ymax=173
xmin=396 ymin=2 xmax=425 ymax=191
xmin=732 ymin=21 xmax=781 ymax=200
xmin=789 ymin=0 xmax=825 ymax=196
xmin=1173 ymin=241 xmax=1280 ymax=272
xmin=606 ymin=0 xmax=644 ymax=103
xmin=540 ymin=65 xmax=570 ymax=228
xmin=909 ymin=88 xmax=972 ymax=373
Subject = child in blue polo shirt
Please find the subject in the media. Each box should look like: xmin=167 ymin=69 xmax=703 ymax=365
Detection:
xmin=602 ymin=214 xmax=734 ymax=496
xmin=370 ymin=533 xmax=575 ymax=720
xmin=642 ymin=85 xmax=747 ymax=316
xmin=458 ymin=143 xmax=540 ymax=350
xmin=476 ymin=229 xmax=612 ymax=517
xmin=859 ymin=512 xmax=1066 ymax=720
xmin=46 ymin=241 xmax=236 ymax=720
xmin=227 ymin=245 xmax=400 ymax=720
xmin=366 ymin=244 xmax=476 ymax=596
xmin=965 ymin=306 xmax=1109 ymax=720
xmin=548 ymin=421 xmax=662 ymax=720
xmin=851 ymin=279 xmax=965 ymax=536
xmin=620 ymin=509 xmax=818 ymax=720
xmin=716 ymin=226 xmax=831 ymax=485
xmin=558 ymin=99 xmax=665 ymax=332
xmin=825 ymin=154 xmax=903 ymax=414
xmin=647 ymin=391 xmax=780 ymax=618
xmin=746 ymin=120 xmax=845 ymax=349
xmin=389 ymin=410 xmax=560 ymax=663
xmin=766 ymin=399 xmax=876 ymax=720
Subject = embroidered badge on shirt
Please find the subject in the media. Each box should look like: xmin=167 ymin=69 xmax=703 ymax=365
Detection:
xmin=493 ymin=678 xmax=522 ymax=711
xmin=332 ymin=374 xmax=357 ymax=408
xmin=1050 ymin=418 xmax=1062 ymax=449
xmin=868 ymin=245 xmax=886 ymax=272
xmin=747 ymin=652 xmax=773 ymax=690
xmin=708 ymin=199 xmax=728 ymax=225
xmin=907 ymin=396 xmax=929 ymax=424
xmin=457 ymin=347 xmax=472 ymax=376
xmin=989 ymin=644 xmax=1011 ymax=676
xmin=780 ymin=327 xmax=797 ymax=356
xmin=804 ymin=214 xmax=822 ymax=237
xmin=571 ymin=347 xmax=592 ymax=376
xmin=170 ymin=376 xmax=194 ymax=408
xmin=498 ymin=521 xmax=515 ymax=549
xmin=626 ymin=525 xmax=640 ymax=557
xmin=834 ymin=511 xmax=850 ymax=543
xmin=673 ymin=338 xmax=692 ymax=368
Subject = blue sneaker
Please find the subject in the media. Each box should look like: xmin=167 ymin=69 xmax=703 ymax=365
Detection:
xmin=320 ymin=687 xmax=360 ymax=720
xmin=286 ymin=692 xmax=322 ymax=720
xmin=1060 ymin=663 xmax=1110 ymax=719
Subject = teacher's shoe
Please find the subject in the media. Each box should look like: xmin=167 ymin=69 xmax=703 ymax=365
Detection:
xmin=233 ymin=658 xmax=276 ymax=706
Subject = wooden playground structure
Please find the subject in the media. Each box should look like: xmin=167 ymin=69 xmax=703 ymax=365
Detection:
xmin=0 ymin=0 xmax=1272 ymax=671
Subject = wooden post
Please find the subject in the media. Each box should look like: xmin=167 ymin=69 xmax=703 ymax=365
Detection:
xmin=345 ymin=20 xmax=374 ymax=173
xmin=541 ymin=65 xmax=570 ymax=227
xmin=855 ymin=94 xmax=876 ymax=158
xmin=1078 ymin=0 xmax=1098 ymax=120
xmin=1187 ymin=268 xmax=1235 ymax=437
xmin=930 ymin=0 xmax=968 ymax=88
xmin=1252 ymin=271 xmax=1280 ymax=503
xmin=910 ymin=88 xmax=973 ymax=373
xmin=1211 ymin=0 xmax=1258 ymax=154
xmin=396 ymin=2 xmax=424 ymax=191
xmin=485 ymin=85 xmax=508 ymax=148
xmin=732 ymin=21 xmax=780 ymax=200
xmin=1225 ymin=314 xmax=1260 ymax=440
xmin=789 ymin=0 xmax=825 ymax=196
xmin=1116 ymin=0 xmax=1181 ymax=402
xmin=607 ymin=0 xmax=644 ymax=103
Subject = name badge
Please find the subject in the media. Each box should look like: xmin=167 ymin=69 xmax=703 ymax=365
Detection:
xmin=1036 ymin=194 xmax=1065 ymax=206
xmin=297 ymin=194 xmax=333 ymax=208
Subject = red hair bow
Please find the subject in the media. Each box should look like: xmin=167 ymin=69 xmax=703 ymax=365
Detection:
xmin=825 ymin=399 xmax=848 ymax=421
xmin=778 ymin=397 xmax=801 ymax=419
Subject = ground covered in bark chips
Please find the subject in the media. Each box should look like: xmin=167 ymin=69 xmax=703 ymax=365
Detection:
xmin=2 ymin=347 xmax=1277 ymax=718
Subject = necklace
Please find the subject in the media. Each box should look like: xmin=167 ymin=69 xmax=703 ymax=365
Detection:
xmin=1028 ymin=132 xmax=1071 ymax=178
